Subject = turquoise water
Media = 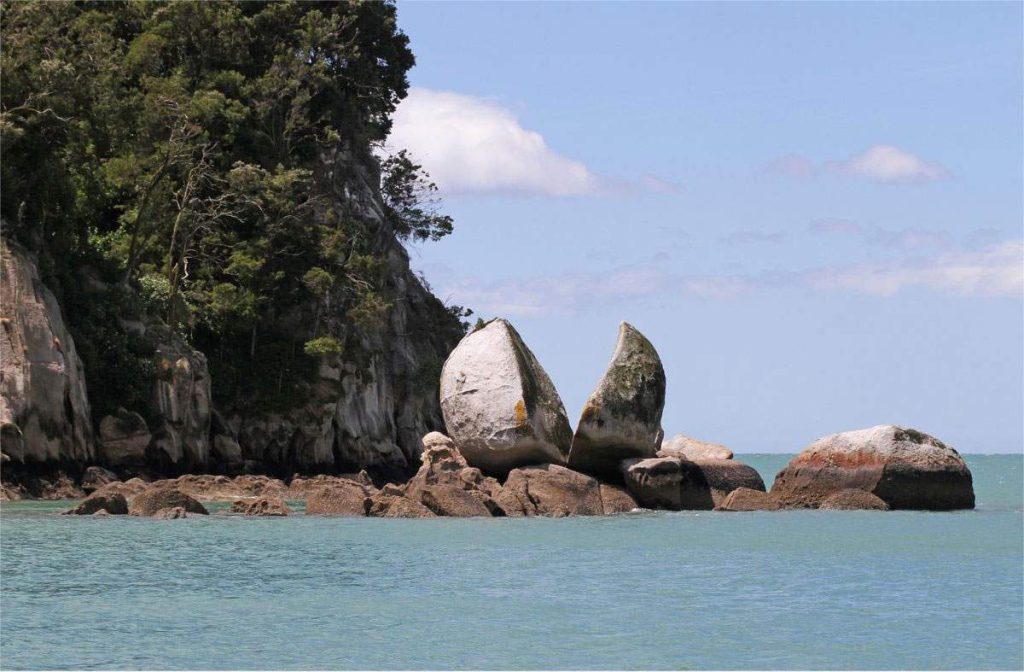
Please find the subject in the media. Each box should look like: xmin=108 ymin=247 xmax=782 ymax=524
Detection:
xmin=1 ymin=454 xmax=1021 ymax=670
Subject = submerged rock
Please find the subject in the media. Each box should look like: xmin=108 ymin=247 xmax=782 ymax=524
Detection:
xmin=440 ymin=319 xmax=572 ymax=474
xmin=63 ymin=492 xmax=129 ymax=516
xmin=495 ymin=464 xmax=604 ymax=517
xmin=769 ymin=425 xmax=974 ymax=510
xmin=621 ymin=457 xmax=766 ymax=510
xmin=716 ymin=487 xmax=779 ymax=512
xmin=819 ymin=489 xmax=890 ymax=511
xmin=230 ymin=496 xmax=291 ymax=516
xmin=659 ymin=434 xmax=733 ymax=461
xmin=568 ymin=323 xmax=666 ymax=479
xmin=129 ymin=487 xmax=209 ymax=517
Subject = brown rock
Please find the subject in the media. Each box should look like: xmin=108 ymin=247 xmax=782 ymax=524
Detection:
xmin=717 ymin=487 xmax=780 ymax=511
xmin=151 ymin=474 xmax=288 ymax=501
xmin=770 ymin=425 xmax=974 ymax=510
xmin=287 ymin=472 xmax=374 ymax=498
xmin=819 ymin=489 xmax=890 ymax=511
xmin=419 ymin=484 xmax=494 ymax=517
xmin=63 ymin=492 xmax=128 ymax=515
xmin=93 ymin=477 xmax=150 ymax=499
xmin=80 ymin=466 xmax=119 ymax=494
xmin=153 ymin=506 xmax=189 ymax=519
xmin=495 ymin=464 xmax=604 ymax=517
xmin=129 ymin=487 xmax=208 ymax=516
xmin=305 ymin=480 xmax=371 ymax=516
xmin=621 ymin=457 xmax=766 ymax=510
xmin=600 ymin=484 xmax=639 ymax=514
xmin=366 ymin=492 xmax=436 ymax=518
xmin=230 ymin=496 xmax=291 ymax=516
xmin=98 ymin=409 xmax=151 ymax=467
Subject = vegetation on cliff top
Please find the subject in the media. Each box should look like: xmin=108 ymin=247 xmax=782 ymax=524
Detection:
xmin=1 ymin=0 xmax=467 ymax=416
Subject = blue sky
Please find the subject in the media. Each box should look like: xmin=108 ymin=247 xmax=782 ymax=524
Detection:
xmin=387 ymin=2 xmax=1023 ymax=454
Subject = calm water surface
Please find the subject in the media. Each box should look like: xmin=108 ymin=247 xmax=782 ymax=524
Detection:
xmin=1 ymin=454 xmax=1021 ymax=670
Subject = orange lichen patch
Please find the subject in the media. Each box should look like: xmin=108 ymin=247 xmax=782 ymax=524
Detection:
xmin=514 ymin=399 xmax=527 ymax=427
xmin=792 ymin=450 xmax=886 ymax=469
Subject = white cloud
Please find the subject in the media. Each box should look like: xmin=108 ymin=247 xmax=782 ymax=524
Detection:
xmin=386 ymin=88 xmax=598 ymax=196
xmin=827 ymin=145 xmax=949 ymax=183
xmin=805 ymin=240 xmax=1023 ymax=297
xmin=436 ymin=241 xmax=1022 ymax=316
xmin=766 ymin=145 xmax=950 ymax=183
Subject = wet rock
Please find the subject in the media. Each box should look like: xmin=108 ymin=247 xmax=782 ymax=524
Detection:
xmin=659 ymin=434 xmax=733 ymax=461
xmin=230 ymin=496 xmax=291 ymax=516
xmin=366 ymin=491 xmax=436 ymax=518
xmin=81 ymin=466 xmax=119 ymax=494
xmin=403 ymin=433 xmax=504 ymax=514
xmin=769 ymin=425 xmax=974 ymax=510
xmin=1 ymin=483 xmax=25 ymax=501
xmin=419 ymin=484 xmax=494 ymax=517
xmin=25 ymin=472 xmax=84 ymax=500
xmin=819 ymin=489 xmax=890 ymax=511
xmin=0 ymin=240 xmax=94 ymax=466
xmin=716 ymin=487 xmax=780 ymax=511
xmin=621 ymin=457 xmax=766 ymax=510
xmin=93 ymin=477 xmax=150 ymax=499
xmin=98 ymin=409 xmax=151 ymax=467
xmin=63 ymin=492 xmax=129 ymax=515
xmin=568 ymin=323 xmax=666 ymax=479
xmin=600 ymin=484 xmax=640 ymax=514
xmin=304 ymin=480 xmax=373 ymax=516
xmin=495 ymin=464 xmax=604 ymax=517
xmin=150 ymin=474 xmax=288 ymax=502
xmin=153 ymin=506 xmax=189 ymax=519
xmin=440 ymin=319 xmax=573 ymax=474
xmin=287 ymin=472 xmax=374 ymax=498
xmin=129 ymin=487 xmax=208 ymax=516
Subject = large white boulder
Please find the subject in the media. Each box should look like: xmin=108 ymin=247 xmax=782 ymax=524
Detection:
xmin=439 ymin=319 xmax=572 ymax=474
xmin=567 ymin=322 xmax=666 ymax=478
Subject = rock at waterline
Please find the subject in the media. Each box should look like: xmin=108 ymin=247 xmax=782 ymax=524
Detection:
xmin=304 ymin=480 xmax=375 ymax=516
xmin=659 ymin=434 xmax=733 ymax=461
xmin=129 ymin=487 xmax=209 ymax=517
xmin=81 ymin=466 xmax=119 ymax=494
xmin=230 ymin=496 xmax=291 ymax=516
xmin=495 ymin=464 xmax=605 ymax=517
xmin=819 ymin=489 xmax=890 ymax=511
xmin=621 ymin=457 xmax=766 ymax=510
xmin=403 ymin=432 xmax=504 ymax=516
xmin=599 ymin=483 xmax=640 ymax=514
xmin=63 ymin=492 xmax=129 ymax=516
xmin=716 ymin=487 xmax=780 ymax=512
xmin=440 ymin=319 xmax=572 ymax=474
xmin=769 ymin=425 xmax=974 ymax=510
xmin=153 ymin=506 xmax=189 ymax=519
xmin=568 ymin=322 xmax=666 ymax=479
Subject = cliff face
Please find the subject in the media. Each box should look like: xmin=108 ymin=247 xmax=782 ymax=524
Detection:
xmin=0 ymin=148 xmax=461 ymax=484
xmin=0 ymin=240 xmax=95 ymax=466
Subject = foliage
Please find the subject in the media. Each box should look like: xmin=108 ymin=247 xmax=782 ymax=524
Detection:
xmin=1 ymin=1 xmax=460 ymax=413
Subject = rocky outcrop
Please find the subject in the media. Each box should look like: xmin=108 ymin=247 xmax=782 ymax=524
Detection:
xmin=819 ymin=489 xmax=890 ymax=511
xmin=769 ymin=425 xmax=975 ymax=510
xmin=0 ymin=239 xmax=94 ymax=466
xmin=568 ymin=323 xmax=665 ymax=479
xmin=153 ymin=506 xmax=189 ymax=519
xmin=621 ymin=457 xmax=766 ymax=510
xmin=440 ymin=319 xmax=573 ymax=474
xmin=129 ymin=487 xmax=209 ymax=516
xmin=495 ymin=464 xmax=604 ymax=517
xmin=367 ymin=488 xmax=436 ymax=518
xmin=98 ymin=409 xmax=151 ymax=467
xmin=716 ymin=487 xmax=780 ymax=511
xmin=418 ymin=485 xmax=494 ymax=517
xmin=599 ymin=484 xmax=640 ymax=514
xmin=230 ymin=496 xmax=291 ymax=516
xmin=63 ymin=492 xmax=129 ymax=515
xmin=659 ymin=434 xmax=733 ymax=461
xmin=93 ymin=477 xmax=150 ymax=499
xmin=402 ymin=433 xmax=503 ymax=513
xmin=81 ymin=466 xmax=119 ymax=493
xmin=304 ymin=480 xmax=375 ymax=516
xmin=148 ymin=474 xmax=288 ymax=501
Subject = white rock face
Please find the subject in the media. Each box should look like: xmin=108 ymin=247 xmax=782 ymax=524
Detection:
xmin=567 ymin=322 xmax=666 ymax=478
xmin=439 ymin=319 xmax=572 ymax=474
xmin=0 ymin=240 xmax=94 ymax=465
xmin=659 ymin=434 xmax=733 ymax=461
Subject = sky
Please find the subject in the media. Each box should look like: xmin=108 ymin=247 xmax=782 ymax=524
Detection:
xmin=386 ymin=2 xmax=1023 ymax=454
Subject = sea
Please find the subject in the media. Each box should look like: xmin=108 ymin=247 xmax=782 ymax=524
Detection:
xmin=1 ymin=453 xmax=1021 ymax=670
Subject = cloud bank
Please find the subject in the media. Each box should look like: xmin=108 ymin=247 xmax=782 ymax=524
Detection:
xmin=766 ymin=145 xmax=950 ymax=183
xmin=387 ymin=88 xmax=598 ymax=196
xmin=438 ymin=240 xmax=1023 ymax=316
